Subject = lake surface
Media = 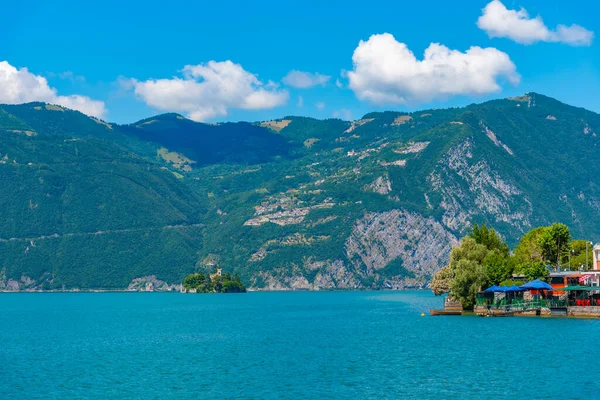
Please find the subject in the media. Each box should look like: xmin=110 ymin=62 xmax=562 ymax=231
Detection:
xmin=1 ymin=291 xmax=598 ymax=399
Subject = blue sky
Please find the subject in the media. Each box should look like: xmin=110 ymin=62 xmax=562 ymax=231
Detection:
xmin=1 ymin=0 xmax=598 ymax=123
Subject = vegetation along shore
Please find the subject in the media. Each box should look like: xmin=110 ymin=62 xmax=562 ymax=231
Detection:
xmin=431 ymin=223 xmax=600 ymax=318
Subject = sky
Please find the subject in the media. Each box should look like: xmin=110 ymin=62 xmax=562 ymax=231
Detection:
xmin=1 ymin=0 xmax=598 ymax=124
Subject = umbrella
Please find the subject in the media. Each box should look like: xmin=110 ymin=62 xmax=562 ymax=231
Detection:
xmin=507 ymin=285 xmax=525 ymax=292
xmin=519 ymin=279 xmax=553 ymax=291
xmin=483 ymin=285 xmax=501 ymax=293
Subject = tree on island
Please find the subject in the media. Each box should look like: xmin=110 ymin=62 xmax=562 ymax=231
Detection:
xmin=183 ymin=270 xmax=246 ymax=293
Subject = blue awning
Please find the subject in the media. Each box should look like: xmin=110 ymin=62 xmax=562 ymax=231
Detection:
xmin=483 ymin=285 xmax=501 ymax=293
xmin=519 ymin=279 xmax=553 ymax=291
xmin=484 ymin=285 xmax=528 ymax=293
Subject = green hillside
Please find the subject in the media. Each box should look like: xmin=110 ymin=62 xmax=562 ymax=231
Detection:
xmin=1 ymin=94 xmax=599 ymax=291
xmin=0 ymin=105 xmax=206 ymax=289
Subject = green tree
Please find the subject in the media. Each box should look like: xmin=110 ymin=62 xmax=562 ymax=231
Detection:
xmin=469 ymin=223 xmax=509 ymax=255
xmin=564 ymin=240 xmax=594 ymax=270
xmin=450 ymin=258 xmax=487 ymax=309
xmin=448 ymin=237 xmax=489 ymax=309
xmin=513 ymin=227 xmax=546 ymax=264
xmin=183 ymin=271 xmax=214 ymax=293
xmin=537 ymin=223 xmax=571 ymax=268
xmin=482 ymin=249 xmax=513 ymax=285
xmin=514 ymin=262 xmax=549 ymax=281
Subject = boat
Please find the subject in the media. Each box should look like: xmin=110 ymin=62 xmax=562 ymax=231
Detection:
xmin=430 ymin=309 xmax=462 ymax=316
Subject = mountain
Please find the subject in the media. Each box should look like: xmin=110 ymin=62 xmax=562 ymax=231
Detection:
xmin=1 ymin=94 xmax=599 ymax=291
xmin=0 ymin=103 xmax=206 ymax=290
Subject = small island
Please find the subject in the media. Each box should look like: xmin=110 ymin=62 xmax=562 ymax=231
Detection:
xmin=182 ymin=268 xmax=246 ymax=293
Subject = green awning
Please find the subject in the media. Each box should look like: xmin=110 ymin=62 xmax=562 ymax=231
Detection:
xmin=559 ymin=286 xmax=600 ymax=291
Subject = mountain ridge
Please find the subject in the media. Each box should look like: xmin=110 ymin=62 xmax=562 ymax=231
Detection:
xmin=0 ymin=93 xmax=598 ymax=291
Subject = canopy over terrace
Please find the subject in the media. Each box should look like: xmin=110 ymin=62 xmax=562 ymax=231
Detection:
xmin=561 ymin=286 xmax=596 ymax=291
xmin=520 ymin=279 xmax=553 ymax=291
xmin=478 ymin=285 xmax=526 ymax=311
xmin=560 ymin=286 xmax=600 ymax=306
xmin=483 ymin=285 xmax=525 ymax=293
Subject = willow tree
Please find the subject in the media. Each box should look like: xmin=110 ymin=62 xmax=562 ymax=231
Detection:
xmin=431 ymin=265 xmax=452 ymax=296
xmin=448 ymin=237 xmax=489 ymax=309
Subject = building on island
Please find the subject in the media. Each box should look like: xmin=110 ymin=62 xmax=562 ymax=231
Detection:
xmin=210 ymin=268 xmax=222 ymax=280
xmin=594 ymin=243 xmax=600 ymax=271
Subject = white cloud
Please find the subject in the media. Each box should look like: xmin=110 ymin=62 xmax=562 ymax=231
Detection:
xmin=128 ymin=60 xmax=288 ymax=121
xmin=297 ymin=96 xmax=304 ymax=107
xmin=347 ymin=33 xmax=519 ymax=105
xmin=335 ymin=78 xmax=343 ymax=89
xmin=477 ymin=0 xmax=594 ymax=46
xmin=333 ymin=108 xmax=353 ymax=121
xmin=316 ymin=102 xmax=325 ymax=110
xmin=282 ymin=70 xmax=331 ymax=88
xmin=0 ymin=61 xmax=106 ymax=118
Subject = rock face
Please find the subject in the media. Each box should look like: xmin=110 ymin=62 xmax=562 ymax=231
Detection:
xmin=345 ymin=209 xmax=458 ymax=277
xmin=429 ymin=138 xmax=532 ymax=232
xmin=127 ymin=276 xmax=181 ymax=292
xmin=252 ymin=259 xmax=362 ymax=291
xmin=0 ymin=268 xmax=55 ymax=292
xmin=363 ymin=175 xmax=392 ymax=195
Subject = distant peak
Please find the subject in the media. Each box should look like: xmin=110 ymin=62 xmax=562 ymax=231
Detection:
xmin=154 ymin=113 xmax=187 ymax=121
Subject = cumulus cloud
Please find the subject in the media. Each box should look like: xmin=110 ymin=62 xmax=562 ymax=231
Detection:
xmin=0 ymin=61 xmax=106 ymax=118
xmin=282 ymin=70 xmax=331 ymax=88
xmin=347 ymin=33 xmax=519 ymax=104
xmin=477 ymin=0 xmax=594 ymax=46
xmin=128 ymin=60 xmax=288 ymax=121
xmin=335 ymin=78 xmax=343 ymax=89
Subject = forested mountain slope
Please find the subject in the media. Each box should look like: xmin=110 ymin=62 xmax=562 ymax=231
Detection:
xmin=1 ymin=94 xmax=598 ymax=290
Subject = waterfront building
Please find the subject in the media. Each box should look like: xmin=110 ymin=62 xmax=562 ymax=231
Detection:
xmin=594 ymin=243 xmax=600 ymax=271
xmin=549 ymin=271 xmax=581 ymax=291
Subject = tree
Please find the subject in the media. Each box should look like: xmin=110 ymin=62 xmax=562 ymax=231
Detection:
xmin=469 ymin=223 xmax=509 ymax=255
xmin=482 ymin=249 xmax=513 ymax=285
xmin=537 ymin=223 xmax=571 ymax=268
xmin=514 ymin=262 xmax=549 ymax=281
xmin=183 ymin=271 xmax=213 ymax=293
xmin=514 ymin=227 xmax=545 ymax=264
xmin=448 ymin=237 xmax=489 ymax=309
xmin=450 ymin=258 xmax=487 ymax=309
xmin=430 ymin=265 xmax=452 ymax=296
xmin=565 ymin=240 xmax=594 ymax=270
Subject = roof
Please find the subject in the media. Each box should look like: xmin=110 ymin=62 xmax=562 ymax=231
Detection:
xmin=549 ymin=271 xmax=582 ymax=277
xmin=561 ymin=286 xmax=600 ymax=291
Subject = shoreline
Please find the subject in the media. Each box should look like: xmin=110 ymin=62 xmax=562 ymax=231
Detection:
xmin=0 ymin=288 xmax=429 ymax=294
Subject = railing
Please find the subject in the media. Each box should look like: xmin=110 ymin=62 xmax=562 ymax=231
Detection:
xmin=476 ymin=298 xmax=569 ymax=312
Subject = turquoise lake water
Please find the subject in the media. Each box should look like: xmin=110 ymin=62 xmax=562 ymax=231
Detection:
xmin=1 ymin=291 xmax=599 ymax=399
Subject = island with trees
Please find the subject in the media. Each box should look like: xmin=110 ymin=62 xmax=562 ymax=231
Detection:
xmin=431 ymin=222 xmax=593 ymax=309
xmin=183 ymin=269 xmax=246 ymax=293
